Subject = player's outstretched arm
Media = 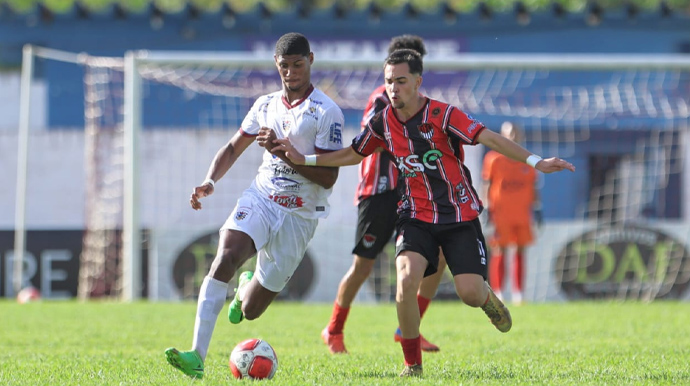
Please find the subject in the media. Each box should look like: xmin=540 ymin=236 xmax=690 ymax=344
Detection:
xmin=190 ymin=131 xmax=254 ymax=210
xmin=477 ymin=129 xmax=575 ymax=174
xmin=272 ymin=138 xmax=365 ymax=167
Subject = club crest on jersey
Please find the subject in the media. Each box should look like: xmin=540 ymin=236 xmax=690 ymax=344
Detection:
xmin=418 ymin=123 xmax=434 ymax=140
xmin=432 ymin=107 xmax=441 ymax=117
xmin=282 ymin=119 xmax=292 ymax=134
xmin=363 ymin=233 xmax=377 ymax=248
xmin=235 ymin=208 xmax=250 ymax=221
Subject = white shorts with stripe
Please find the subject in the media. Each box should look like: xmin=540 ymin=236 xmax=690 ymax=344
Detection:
xmin=221 ymin=188 xmax=318 ymax=292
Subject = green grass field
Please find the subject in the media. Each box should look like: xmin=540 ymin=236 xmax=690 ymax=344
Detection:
xmin=2 ymin=300 xmax=689 ymax=385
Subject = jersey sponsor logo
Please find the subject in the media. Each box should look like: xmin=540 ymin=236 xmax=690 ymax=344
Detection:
xmin=455 ymin=182 xmax=470 ymax=204
xmin=269 ymin=194 xmax=304 ymax=209
xmin=329 ymin=122 xmax=342 ymax=144
xmin=304 ymin=106 xmax=319 ymax=121
xmin=467 ymin=120 xmax=479 ymax=134
xmin=273 ymin=164 xmax=298 ymax=175
xmin=377 ymin=176 xmax=389 ymax=193
xmin=271 ymin=177 xmax=302 ymax=192
xmin=396 ymin=150 xmax=443 ymax=178
xmin=363 ymin=233 xmax=377 ymax=248
xmin=418 ymin=123 xmax=434 ymax=140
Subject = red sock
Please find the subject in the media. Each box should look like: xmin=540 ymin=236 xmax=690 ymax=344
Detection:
xmin=489 ymin=253 xmax=505 ymax=291
xmin=417 ymin=295 xmax=431 ymax=319
xmin=400 ymin=336 xmax=422 ymax=366
xmin=327 ymin=301 xmax=350 ymax=335
xmin=513 ymin=252 xmax=525 ymax=293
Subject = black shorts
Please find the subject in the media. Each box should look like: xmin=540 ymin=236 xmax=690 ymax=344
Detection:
xmin=395 ymin=217 xmax=488 ymax=279
xmin=352 ymin=190 xmax=400 ymax=259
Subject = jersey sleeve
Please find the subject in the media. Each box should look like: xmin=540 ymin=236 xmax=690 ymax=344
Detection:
xmin=239 ymin=96 xmax=270 ymax=137
xmin=446 ymin=107 xmax=486 ymax=145
xmin=360 ymin=87 xmax=389 ymax=128
xmin=315 ymin=105 xmax=345 ymax=153
xmin=351 ymin=111 xmax=386 ymax=157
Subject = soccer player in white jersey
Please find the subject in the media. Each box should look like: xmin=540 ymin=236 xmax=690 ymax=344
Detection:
xmin=165 ymin=32 xmax=344 ymax=379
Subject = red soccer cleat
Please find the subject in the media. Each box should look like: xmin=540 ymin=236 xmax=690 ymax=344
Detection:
xmin=321 ymin=327 xmax=348 ymax=354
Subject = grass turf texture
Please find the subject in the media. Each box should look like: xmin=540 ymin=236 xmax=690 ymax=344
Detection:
xmin=2 ymin=301 xmax=689 ymax=385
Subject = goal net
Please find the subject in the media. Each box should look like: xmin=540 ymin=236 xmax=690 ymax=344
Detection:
xmin=16 ymin=49 xmax=690 ymax=302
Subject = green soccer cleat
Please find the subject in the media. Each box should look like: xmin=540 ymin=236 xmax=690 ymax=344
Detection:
xmin=164 ymin=348 xmax=204 ymax=379
xmin=228 ymin=271 xmax=253 ymax=324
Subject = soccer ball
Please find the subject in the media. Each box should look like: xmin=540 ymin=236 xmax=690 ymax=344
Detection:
xmin=229 ymin=338 xmax=278 ymax=380
xmin=16 ymin=286 xmax=41 ymax=304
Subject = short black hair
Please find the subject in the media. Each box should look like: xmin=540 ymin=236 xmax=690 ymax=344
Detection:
xmin=384 ymin=49 xmax=423 ymax=76
xmin=388 ymin=35 xmax=427 ymax=57
xmin=275 ymin=32 xmax=311 ymax=56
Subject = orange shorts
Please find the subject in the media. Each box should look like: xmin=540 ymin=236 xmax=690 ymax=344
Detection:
xmin=490 ymin=216 xmax=533 ymax=247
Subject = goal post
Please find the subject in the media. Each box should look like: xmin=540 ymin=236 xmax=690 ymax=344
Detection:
xmin=15 ymin=47 xmax=690 ymax=302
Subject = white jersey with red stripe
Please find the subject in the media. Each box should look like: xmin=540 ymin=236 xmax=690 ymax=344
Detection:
xmin=239 ymin=85 xmax=344 ymax=219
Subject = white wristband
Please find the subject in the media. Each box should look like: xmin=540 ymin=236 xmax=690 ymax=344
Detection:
xmin=526 ymin=154 xmax=542 ymax=168
xmin=202 ymin=178 xmax=215 ymax=188
xmin=304 ymin=154 xmax=317 ymax=166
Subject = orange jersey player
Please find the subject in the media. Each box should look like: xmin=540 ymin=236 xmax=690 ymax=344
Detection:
xmin=482 ymin=121 xmax=540 ymax=304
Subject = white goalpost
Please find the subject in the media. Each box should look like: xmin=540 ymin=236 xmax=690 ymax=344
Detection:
xmin=14 ymin=46 xmax=690 ymax=302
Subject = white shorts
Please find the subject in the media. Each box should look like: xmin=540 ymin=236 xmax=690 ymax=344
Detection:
xmin=222 ymin=188 xmax=318 ymax=292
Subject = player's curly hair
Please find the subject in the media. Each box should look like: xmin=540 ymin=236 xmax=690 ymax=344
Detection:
xmin=385 ymin=49 xmax=423 ymax=75
xmin=387 ymin=35 xmax=427 ymax=57
xmin=275 ymin=32 xmax=311 ymax=57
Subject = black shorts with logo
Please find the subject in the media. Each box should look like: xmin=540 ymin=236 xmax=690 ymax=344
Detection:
xmin=395 ymin=217 xmax=488 ymax=279
xmin=352 ymin=190 xmax=400 ymax=259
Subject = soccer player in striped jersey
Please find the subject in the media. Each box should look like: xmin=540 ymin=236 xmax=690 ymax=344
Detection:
xmin=274 ymin=48 xmax=575 ymax=377
xmin=164 ymin=32 xmax=344 ymax=379
xmin=322 ymin=35 xmax=444 ymax=355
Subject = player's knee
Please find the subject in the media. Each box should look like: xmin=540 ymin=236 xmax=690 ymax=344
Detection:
xmin=396 ymin=274 xmax=419 ymax=301
xmin=455 ymin=283 xmax=484 ymax=307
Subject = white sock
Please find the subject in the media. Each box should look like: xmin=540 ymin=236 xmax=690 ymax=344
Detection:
xmin=192 ymin=276 xmax=229 ymax=361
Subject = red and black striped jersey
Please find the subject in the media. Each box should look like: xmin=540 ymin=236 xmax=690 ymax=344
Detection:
xmin=354 ymin=84 xmax=398 ymax=205
xmin=351 ymin=97 xmax=486 ymax=224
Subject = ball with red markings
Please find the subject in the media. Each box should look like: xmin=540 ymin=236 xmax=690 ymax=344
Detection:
xmin=229 ymin=338 xmax=278 ymax=380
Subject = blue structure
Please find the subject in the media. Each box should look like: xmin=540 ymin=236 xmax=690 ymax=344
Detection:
xmin=1 ymin=2 xmax=688 ymax=221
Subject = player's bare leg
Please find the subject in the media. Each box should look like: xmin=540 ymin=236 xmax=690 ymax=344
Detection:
xmin=166 ymin=229 xmax=256 ymax=379
xmin=323 ymin=255 xmax=375 ymax=354
xmin=394 ymin=251 xmax=445 ymax=352
xmin=396 ymin=252 xmax=427 ymax=377
xmin=454 ymin=273 xmax=512 ymax=333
